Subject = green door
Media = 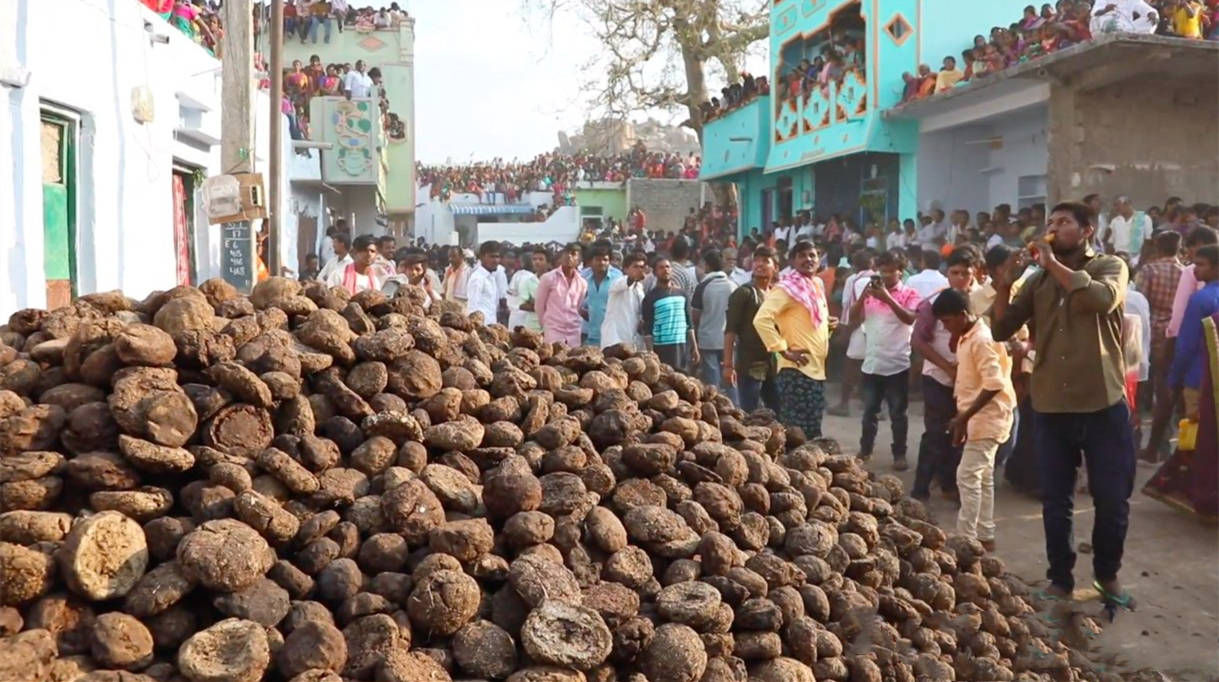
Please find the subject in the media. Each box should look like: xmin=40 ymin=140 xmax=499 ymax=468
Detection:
xmin=41 ymin=113 xmax=76 ymax=309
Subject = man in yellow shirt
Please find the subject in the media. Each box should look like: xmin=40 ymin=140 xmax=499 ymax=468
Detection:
xmin=1173 ymin=0 xmax=1205 ymax=38
xmin=753 ymin=241 xmax=833 ymax=438
xmin=934 ymin=56 xmax=965 ymax=94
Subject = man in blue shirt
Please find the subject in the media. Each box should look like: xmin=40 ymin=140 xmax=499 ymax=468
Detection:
xmin=1171 ymin=244 xmax=1219 ymax=419
xmin=642 ymin=257 xmax=699 ymax=372
xmin=582 ymin=243 xmax=620 ymax=346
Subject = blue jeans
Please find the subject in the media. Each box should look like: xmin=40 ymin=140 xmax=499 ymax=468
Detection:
xmin=737 ymin=373 xmax=778 ymax=412
xmin=700 ymin=349 xmax=737 ymax=404
xmin=307 ymin=16 xmax=332 ymax=43
xmin=860 ymin=370 xmax=909 ymax=458
xmin=1034 ymin=400 xmax=1136 ymax=591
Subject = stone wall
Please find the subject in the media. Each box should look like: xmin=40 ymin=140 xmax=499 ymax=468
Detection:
xmin=626 ymin=179 xmax=706 ymax=233
xmin=1048 ymin=76 xmax=1219 ymax=208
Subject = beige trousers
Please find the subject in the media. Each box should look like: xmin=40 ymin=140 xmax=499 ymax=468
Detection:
xmin=956 ymin=438 xmax=1000 ymax=542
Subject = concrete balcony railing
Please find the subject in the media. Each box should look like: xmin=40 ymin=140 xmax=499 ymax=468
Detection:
xmin=699 ymin=96 xmax=769 ymax=181
xmin=308 ymin=96 xmax=385 ymax=187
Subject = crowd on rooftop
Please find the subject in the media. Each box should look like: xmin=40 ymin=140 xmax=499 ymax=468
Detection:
xmin=901 ymin=0 xmax=1219 ymax=104
xmin=700 ymin=72 xmax=770 ymax=122
xmin=415 ymin=144 xmax=702 ymax=203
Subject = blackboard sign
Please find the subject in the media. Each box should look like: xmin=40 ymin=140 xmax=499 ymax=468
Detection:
xmin=221 ymin=220 xmax=255 ymax=293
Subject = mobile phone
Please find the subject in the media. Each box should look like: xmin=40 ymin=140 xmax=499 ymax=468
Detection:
xmin=869 ymin=275 xmax=883 ymax=288
xmin=381 ymin=280 xmax=402 ymax=297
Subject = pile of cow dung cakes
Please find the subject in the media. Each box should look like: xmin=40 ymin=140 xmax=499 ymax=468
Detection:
xmin=0 ymin=276 xmax=1109 ymax=682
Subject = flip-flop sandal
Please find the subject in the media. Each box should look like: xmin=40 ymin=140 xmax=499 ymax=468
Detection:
xmin=1092 ymin=580 xmax=1136 ymax=622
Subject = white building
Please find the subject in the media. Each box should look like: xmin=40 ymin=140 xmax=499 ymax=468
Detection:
xmin=0 ymin=0 xmax=314 ymax=317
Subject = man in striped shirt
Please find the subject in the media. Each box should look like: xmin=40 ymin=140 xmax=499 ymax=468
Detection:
xmin=642 ymin=257 xmax=699 ymax=372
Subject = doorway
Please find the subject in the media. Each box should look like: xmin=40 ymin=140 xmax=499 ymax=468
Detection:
xmin=171 ymin=168 xmax=199 ymax=286
xmin=40 ymin=110 xmax=78 ymax=310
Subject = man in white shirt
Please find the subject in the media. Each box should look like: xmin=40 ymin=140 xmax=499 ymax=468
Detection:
xmin=600 ymin=251 xmax=648 ymax=350
xmin=317 ymin=232 xmax=352 ymax=283
xmin=465 ymin=242 xmax=503 ymax=324
xmin=917 ymin=209 xmax=949 ymax=248
xmin=772 ymin=220 xmax=791 ymax=247
xmin=1090 ymin=0 xmax=1158 ymax=35
xmin=508 ymin=247 xmax=547 ymax=331
xmin=442 ymin=247 xmax=471 ymax=311
xmin=828 ymin=250 xmax=876 ymax=417
xmin=906 ymin=249 xmax=950 ymax=302
xmin=325 ymin=234 xmax=382 ymax=294
xmin=343 ymin=60 xmax=373 ymax=98
xmin=723 ymin=247 xmax=751 ymax=286
xmin=1104 ymin=196 xmax=1152 ymax=265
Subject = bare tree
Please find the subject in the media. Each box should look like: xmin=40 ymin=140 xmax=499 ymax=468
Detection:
xmin=528 ymin=0 xmax=769 ymax=142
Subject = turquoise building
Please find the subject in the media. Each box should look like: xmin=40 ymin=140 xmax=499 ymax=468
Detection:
xmin=701 ymin=0 xmax=1028 ymax=235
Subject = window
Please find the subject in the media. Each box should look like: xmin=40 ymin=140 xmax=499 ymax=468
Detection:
xmin=885 ymin=14 xmax=913 ymax=46
xmin=1017 ymin=174 xmax=1047 ymax=210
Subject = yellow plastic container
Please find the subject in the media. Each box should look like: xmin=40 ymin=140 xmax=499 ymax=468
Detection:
xmin=1178 ymin=419 xmax=1199 ymax=451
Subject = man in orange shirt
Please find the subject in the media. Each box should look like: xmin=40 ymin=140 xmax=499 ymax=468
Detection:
xmin=935 ymin=288 xmax=1016 ymax=551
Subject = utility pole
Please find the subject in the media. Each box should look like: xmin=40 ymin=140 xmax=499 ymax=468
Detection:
xmin=220 ymin=0 xmax=254 ymax=175
xmin=267 ymin=0 xmax=285 ymax=276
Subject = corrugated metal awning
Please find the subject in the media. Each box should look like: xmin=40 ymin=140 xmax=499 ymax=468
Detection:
xmin=449 ymin=203 xmax=536 ymax=216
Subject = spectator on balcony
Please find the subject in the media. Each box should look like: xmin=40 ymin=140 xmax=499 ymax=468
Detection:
xmin=283 ymin=0 xmax=299 ymax=35
xmin=935 ymin=56 xmax=965 ymax=93
xmin=344 ymin=60 xmax=373 ymax=99
xmin=305 ymin=55 xmax=326 ymax=91
xmin=286 ymin=60 xmax=310 ymax=95
xmin=331 ymin=0 xmax=348 ymax=32
xmin=1091 ymin=0 xmax=1159 ymax=35
xmin=319 ymin=65 xmax=342 ymax=95
xmin=304 ymin=1 xmax=333 ymax=44
xmin=1171 ymin=0 xmax=1206 ymax=38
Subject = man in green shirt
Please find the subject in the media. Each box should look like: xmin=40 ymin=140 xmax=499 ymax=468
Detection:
xmin=991 ymin=201 xmax=1134 ymax=609
xmin=723 ymin=245 xmax=778 ymax=411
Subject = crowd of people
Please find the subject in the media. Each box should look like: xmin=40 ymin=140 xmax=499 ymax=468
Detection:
xmin=700 ymin=72 xmax=770 ymax=122
xmin=279 ymin=57 xmax=398 ymax=141
xmin=298 ymin=190 xmax=1216 ymax=609
xmin=415 ymin=145 xmax=702 ymax=203
xmin=769 ymin=29 xmax=867 ymax=115
xmin=142 ymin=0 xmax=224 ymax=56
xmin=901 ymin=0 xmax=1219 ymax=103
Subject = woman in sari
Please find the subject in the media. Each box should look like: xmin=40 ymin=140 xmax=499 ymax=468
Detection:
xmin=1143 ymin=312 xmax=1219 ymax=521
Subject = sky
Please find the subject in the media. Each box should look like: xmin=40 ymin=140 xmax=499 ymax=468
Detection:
xmin=409 ymin=1 xmax=603 ymax=164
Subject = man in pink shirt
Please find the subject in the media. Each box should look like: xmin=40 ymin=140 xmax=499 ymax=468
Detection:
xmin=849 ymin=250 xmax=922 ymax=470
xmin=535 ymin=244 xmax=588 ymax=347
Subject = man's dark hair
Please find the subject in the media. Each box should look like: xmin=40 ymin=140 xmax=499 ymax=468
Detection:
xmin=703 ymin=249 xmax=723 ymax=272
xmin=921 ymin=249 xmax=943 ymax=270
xmin=368 ymin=67 xmax=381 ymax=79
xmin=789 ymin=240 xmax=816 ymax=258
xmin=876 ymin=249 xmax=906 ymax=270
xmin=1196 ymin=244 xmax=1219 ymax=267
xmin=478 ymin=241 xmax=500 ymax=257
xmin=306 ymin=253 xmax=319 ymax=262
xmin=590 ymin=244 xmax=612 ymax=259
xmin=352 ymin=235 xmax=376 ymax=251
xmin=335 ymin=218 xmax=348 ymax=229
xmin=850 ymin=249 xmax=874 ymax=270
xmin=946 ymin=245 xmax=981 ymax=269
xmin=377 ymin=235 xmax=395 ymax=246
xmin=532 ymin=245 xmax=549 ymax=258
xmin=624 ymin=251 xmax=648 ymax=268
xmin=671 ymin=235 xmax=690 ymax=261
xmin=393 ymin=247 xmax=413 ymax=263
xmin=984 ymin=244 xmax=1015 ymax=272
xmin=1050 ymin=201 xmax=1096 ymax=230
xmin=332 ymin=233 xmax=351 ymax=249
xmin=1185 ymin=226 xmax=1218 ymax=248
xmin=1154 ymin=230 xmax=1182 ymax=256
xmin=931 ymin=287 xmax=970 ymax=317
xmin=753 ymin=245 xmax=777 ymax=262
